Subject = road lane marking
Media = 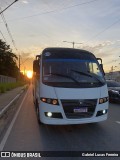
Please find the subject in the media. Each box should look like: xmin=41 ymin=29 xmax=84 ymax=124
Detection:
xmin=116 ymin=121 xmax=120 ymax=124
xmin=0 ymin=90 xmax=23 ymax=118
xmin=0 ymin=88 xmax=29 ymax=151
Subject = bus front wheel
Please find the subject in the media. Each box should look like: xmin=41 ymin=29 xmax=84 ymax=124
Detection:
xmin=36 ymin=106 xmax=42 ymax=124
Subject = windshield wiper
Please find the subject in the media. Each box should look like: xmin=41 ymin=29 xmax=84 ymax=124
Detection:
xmin=49 ymin=73 xmax=80 ymax=85
xmin=71 ymin=69 xmax=92 ymax=78
xmin=88 ymin=72 xmax=105 ymax=84
xmin=71 ymin=69 xmax=104 ymax=84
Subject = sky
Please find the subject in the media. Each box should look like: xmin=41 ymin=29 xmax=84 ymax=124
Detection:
xmin=0 ymin=0 xmax=120 ymax=73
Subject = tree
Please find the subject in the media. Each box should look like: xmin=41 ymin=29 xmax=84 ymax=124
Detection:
xmin=0 ymin=39 xmax=19 ymax=78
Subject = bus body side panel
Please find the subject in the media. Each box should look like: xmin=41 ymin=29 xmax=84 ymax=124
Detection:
xmin=100 ymin=85 xmax=108 ymax=98
xmin=33 ymin=78 xmax=40 ymax=104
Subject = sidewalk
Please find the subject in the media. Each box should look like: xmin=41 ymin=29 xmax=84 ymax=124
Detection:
xmin=0 ymin=86 xmax=25 ymax=112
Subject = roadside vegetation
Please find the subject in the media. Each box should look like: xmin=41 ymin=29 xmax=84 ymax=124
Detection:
xmin=0 ymin=82 xmax=26 ymax=93
xmin=0 ymin=39 xmax=19 ymax=78
xmin=0 ymin=39 xmax=30 ymax=94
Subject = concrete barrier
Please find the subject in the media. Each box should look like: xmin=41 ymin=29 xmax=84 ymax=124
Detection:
xmin=0 ymin=75 xmax=16 ymax=83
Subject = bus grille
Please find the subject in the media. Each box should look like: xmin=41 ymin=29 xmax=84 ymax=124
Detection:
xmin=61 ymin=99 xmax=97 ymax=119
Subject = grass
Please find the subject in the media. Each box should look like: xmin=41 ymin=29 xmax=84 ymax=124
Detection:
xmin=0 ymin=82 xmax=26 ymax=93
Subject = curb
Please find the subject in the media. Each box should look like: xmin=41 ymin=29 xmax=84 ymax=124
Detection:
xmin=0 ymin=87 xmax=26 ymax=118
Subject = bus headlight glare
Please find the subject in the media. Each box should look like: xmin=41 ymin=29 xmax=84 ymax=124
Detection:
xmin=47 ymin=112 xmax=52 ymax=117
xmin=103 ymin=110 xmax=106 ymax=114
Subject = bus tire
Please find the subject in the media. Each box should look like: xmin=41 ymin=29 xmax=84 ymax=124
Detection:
xmin=36 ymin=105 xmax=42 ymax=124
xmin=35 ymin=99 xmax=38 ymax=110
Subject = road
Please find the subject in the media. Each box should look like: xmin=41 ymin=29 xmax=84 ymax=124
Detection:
xmin=0 ymin=85 xmax=120 ymax=159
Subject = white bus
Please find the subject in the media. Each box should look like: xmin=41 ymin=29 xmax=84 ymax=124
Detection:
xmin=33 ymin=48 xmax=108 ymax=125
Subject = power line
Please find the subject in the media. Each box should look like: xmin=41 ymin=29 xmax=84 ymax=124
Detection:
xmin=20 ymin=57 xmax=31 ymax=65
xmin=0 ymin=29 xmax=8 ymax=43
xmin=0 ymin=0 xmax=99 ymax=22
xmin=0 ymin=0 xmax=19 ymax=15
xmin=0 ymin=8 xmax=18 ymax=51
xmin=57 ymin=0 xmax=98 ymax=11
xmin=0 ymin=7 xmax=20 ymax=72
xmin=42 ymin=0 xmax=74 ymax=11
xmin=86 ymin=18 xmax=120 ymax=43
xmin=0 ymin=0 xmax=100 ymax=46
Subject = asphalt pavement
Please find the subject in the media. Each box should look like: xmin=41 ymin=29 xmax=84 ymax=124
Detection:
xmin=0 ymin=85 xmax=120 ymax=160
xmin=0 ymin=86 xmax=25 ymax=111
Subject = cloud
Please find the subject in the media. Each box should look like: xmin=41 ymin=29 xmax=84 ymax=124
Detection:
xmin=21 ymin=52 xmax=31 ymax=58
xmin=21 ymin=0 xmax=28 ymax=4
xmin=20 ymin=46 xmax=44 ymax=57
xmin=79 ymin=41 xmax=114 ymax=55
xmin=77 ymin=40 xmax=120 ymax=72
xmin=116 ymin=40 xmax=120 ymax=43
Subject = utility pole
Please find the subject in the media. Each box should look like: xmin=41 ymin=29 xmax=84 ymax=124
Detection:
xmin=17 ymin=54 xmax=21 ymax=80
xmin=63 ymin=41 xmax=82 ymax=48
xmin=24 ymin=66 xmax=26 ymax=76
xmin=19 ymin=55 xmax=20 ymax=72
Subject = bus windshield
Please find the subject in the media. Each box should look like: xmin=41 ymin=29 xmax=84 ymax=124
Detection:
xmin=42 ymin=49 xmax=105 ymax=88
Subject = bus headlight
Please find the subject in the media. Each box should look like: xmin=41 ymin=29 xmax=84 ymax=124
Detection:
xmin=99 ymin=97 xmax=108 ymax=104
xmin=41 ymin=98 xmax=47 ymax=102
xmin=40 ymin=97 xmax=59 ymax=105
xmin=52 ymin=99 xmax=58 ymax=105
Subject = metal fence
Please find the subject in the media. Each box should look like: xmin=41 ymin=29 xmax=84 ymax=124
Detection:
xmin=0 ymin=75 xmax=16 ymax=83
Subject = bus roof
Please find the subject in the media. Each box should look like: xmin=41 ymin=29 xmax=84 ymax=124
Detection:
xmin=42 ymin=47 xmax=93 ymax=55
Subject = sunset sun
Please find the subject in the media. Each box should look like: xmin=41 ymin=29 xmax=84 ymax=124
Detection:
xmin=27 ymin=71 xmax=33 ymax=79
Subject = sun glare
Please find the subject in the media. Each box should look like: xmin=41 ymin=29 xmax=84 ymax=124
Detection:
xmin=27 ymin=71 xmax=33 ymax=79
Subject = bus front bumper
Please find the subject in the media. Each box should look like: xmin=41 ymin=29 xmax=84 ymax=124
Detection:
xmin=39 ymin=102 xmax=108 ymax=125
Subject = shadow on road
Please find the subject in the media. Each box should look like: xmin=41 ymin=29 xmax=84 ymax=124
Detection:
xmin=37 ymin=122 xmax=115 ymax=151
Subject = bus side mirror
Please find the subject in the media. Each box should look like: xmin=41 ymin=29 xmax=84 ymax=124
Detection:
xmin=100 ymin=64 xmax=105 ymax=76
xmin=97 ymin=58 xmax=105 ymax=76
xmin=33 ymin=60 xmax=40 ymax=73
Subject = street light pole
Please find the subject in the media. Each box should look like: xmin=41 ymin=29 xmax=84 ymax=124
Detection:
xmin=73 ymin=42 xmax=75 ymax=48
xmin=63 ymin=41 xmax=82 ymax=48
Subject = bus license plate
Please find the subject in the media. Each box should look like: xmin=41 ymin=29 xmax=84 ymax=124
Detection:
xmin=74 ymin=108 xmax=88 ymax=113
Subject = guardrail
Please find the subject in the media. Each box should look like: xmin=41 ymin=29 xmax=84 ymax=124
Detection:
xmin=0 ymin=75 xmax=16 ymax=83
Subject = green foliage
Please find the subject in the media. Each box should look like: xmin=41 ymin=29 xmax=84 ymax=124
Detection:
xmin=0 ymin=39 xmax=19 ymax=78
xmin=0 ymin=85 xmax=6 ymax=93
xmin=0 ymin=82 xmax=26 ymax=93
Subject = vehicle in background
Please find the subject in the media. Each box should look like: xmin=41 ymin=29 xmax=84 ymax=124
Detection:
xmin=106 ymin=80 xmax=120 ymax=103
xmin=33 ymin=48 xmax=108 ymax=125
